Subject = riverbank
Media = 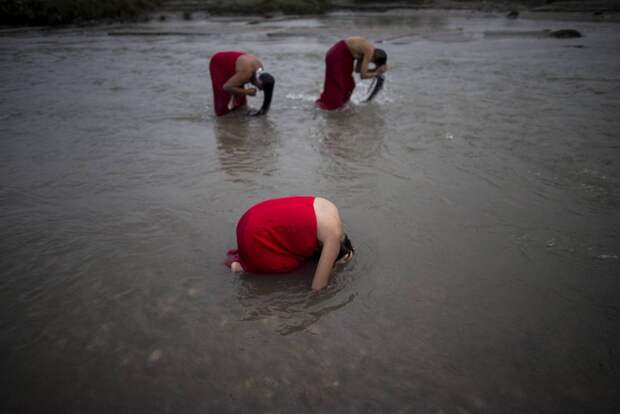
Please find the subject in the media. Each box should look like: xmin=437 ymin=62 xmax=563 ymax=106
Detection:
xmin=0 ymin=0 xmax=162 ymax=26
xmin=2 ymin=0 xmax=620 ymax=27
xmin=155 ymin=0 xmax=620 ymax=17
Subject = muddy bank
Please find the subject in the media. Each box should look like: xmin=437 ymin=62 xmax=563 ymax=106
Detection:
xmin=3 ymin=0 xmax=620 ymax=27
xmin=0 ymin=0 xmax=162 ymax=26
xmin=172 ymin=0 xmax=620 ymax=16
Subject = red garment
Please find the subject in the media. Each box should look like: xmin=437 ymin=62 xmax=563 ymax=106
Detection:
xmin=209 ymin=51 xmax=247 ymax=116
xmin=227 ymin=196 xmax=319 ymax=273
xmin=316 ymin=40 xmax=355 ymax=110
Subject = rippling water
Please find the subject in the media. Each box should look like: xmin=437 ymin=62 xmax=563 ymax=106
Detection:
xmin=1 ymin=10 xmax=619 ymax=413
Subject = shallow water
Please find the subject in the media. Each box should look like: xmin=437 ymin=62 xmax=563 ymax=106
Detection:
xmin=1 ymin=10 xmax=619 ymax=413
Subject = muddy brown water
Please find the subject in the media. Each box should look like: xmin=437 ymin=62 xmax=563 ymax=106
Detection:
xmin=1 ymin=10 xmax=619 ymax=413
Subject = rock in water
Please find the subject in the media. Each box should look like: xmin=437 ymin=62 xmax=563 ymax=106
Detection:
xmin=507 ymin=10 xmax=519 ymax=19
xmin=548 ymin=29 xmax=582 ymax=38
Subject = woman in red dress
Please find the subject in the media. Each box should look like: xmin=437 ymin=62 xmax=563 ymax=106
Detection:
xmin=316 ymin=36 xmax=388 ymax=110
xmin=226 ymin=196 xmax=354 ymax=290
xmin=209 ymin=51 xmax=275 ymax=116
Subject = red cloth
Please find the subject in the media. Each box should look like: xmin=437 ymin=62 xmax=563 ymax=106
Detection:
xmin=227 ymin=196 xmax=319 ymax=273
xmin=209 ymin=51 xmax=247 ymax=116
xmin=316 ymin=40 xmax=355 ymax=110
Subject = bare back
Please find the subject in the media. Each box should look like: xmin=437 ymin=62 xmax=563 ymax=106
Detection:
xmin=311 ymin=197 xmax=346 ymax=290
xmin=314 ymin=197 xmax=344 ymax=243
xmin=345 ymin=36 xmax=376 ymax=78
xmin=345 ymin=36 xmax=374 ymax=61
xmin=223 ymin=54 xmax=263 ymax=93
xmin=235 ymin=54 xmax=263 ymax=82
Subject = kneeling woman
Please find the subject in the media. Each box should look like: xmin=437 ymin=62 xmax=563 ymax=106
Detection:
xmin=209 ymin=51 xmax=275 ymax=116
xmin=226 ymin=196 xmax=354 ymax=290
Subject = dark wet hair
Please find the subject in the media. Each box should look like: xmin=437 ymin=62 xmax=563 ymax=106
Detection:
xmin=336 ymin=234 xmax=355 ymax=262
xmin=366 ymin=75 xmax=384 ymax=102
xmin=258 ymin=72 xmax=275 ymax=114
xmin=373 ymin=48 xmax=387 ymax=67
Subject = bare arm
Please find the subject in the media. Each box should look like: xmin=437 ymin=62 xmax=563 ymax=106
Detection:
xmin=223 ymin=69 xmax=256 ymax=96
xmin=354 ymin=58 xmax=363 ymax=74
xmin=361 ymin=63 xmax=388 ymax=80
xmin=311 ymin=236 xmax=340 ymax=291
xmin=359 ymin=50 xmax=375 ymax=79
xmin=358 ymin=44 xmax=388 ymax=79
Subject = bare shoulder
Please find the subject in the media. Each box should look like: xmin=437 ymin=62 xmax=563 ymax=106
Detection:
xmin=237 ymin=54 xmax=262 ymax=71
xmin=345 ymin=37 xmax=372 ymax=55
xmin=345 ymin=36 xmax=365 ymax=45
xmin=314 ymin=196 xmax=337 ymax=214
xmin=314 ymin=197 xmax=343 ymax=240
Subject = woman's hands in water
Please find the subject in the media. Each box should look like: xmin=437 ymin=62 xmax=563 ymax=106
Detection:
xmin=375 ymin=64 xmax=388 ymax=77
xmin=245 ymin=87 xmax=257 ymax=96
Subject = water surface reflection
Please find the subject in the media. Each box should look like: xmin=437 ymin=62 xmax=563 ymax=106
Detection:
xmin=235 ymin=260 xmax=358 ymax=336
xmin=1 ymin=11 xmax=619 ymax=414
xmin=214 ymin=114 xmax=280 ymax=180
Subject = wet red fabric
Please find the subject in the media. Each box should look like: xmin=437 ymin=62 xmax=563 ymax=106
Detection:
xmin=227 ymin=196 xmax=318 ymax=273
xmin=316 ymin=40 xmax=355 ymax=110
xmin=209 ymin=51 xmax=247 ymax=116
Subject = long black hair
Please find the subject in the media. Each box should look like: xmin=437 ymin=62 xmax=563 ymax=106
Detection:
xmin=336 ymin=234 xmax=355 ymax=262
xmin=257 ymin=72 xmax=275 ymax=115
xmin=373 ymin=48 xmax=387 ymax=67
xmin=365 ymin=49 xmax=387 ymax=102
xmin=365 ymin=75 xmax=384 ymax=102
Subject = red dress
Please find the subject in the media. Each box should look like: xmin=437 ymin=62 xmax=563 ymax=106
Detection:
xmin=316 ymin=40 xmax=355 ymax=110
xmin=227 ymin=196 xmax=319 ymax=273
xmin=209 ymin=51 xmax=247 ymax=116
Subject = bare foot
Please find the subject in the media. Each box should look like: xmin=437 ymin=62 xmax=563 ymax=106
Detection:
xmin=231 ymin=261 xmax=244 ymax=272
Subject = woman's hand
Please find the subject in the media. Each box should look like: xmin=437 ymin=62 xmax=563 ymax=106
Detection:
xmin=375 ymin=64 xmax=388 ymax=77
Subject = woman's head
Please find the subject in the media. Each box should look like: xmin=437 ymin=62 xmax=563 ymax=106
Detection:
xmin=254 ymin=71 xmax=275 ymax=114
xmin=335 ymin=234 xmax=355 ymax=264
xmin=373 ymin=48 xmax=387 ymax=67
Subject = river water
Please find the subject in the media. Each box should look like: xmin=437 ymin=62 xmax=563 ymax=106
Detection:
xmin=1 ymin=10 xmax=619 ymax=413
